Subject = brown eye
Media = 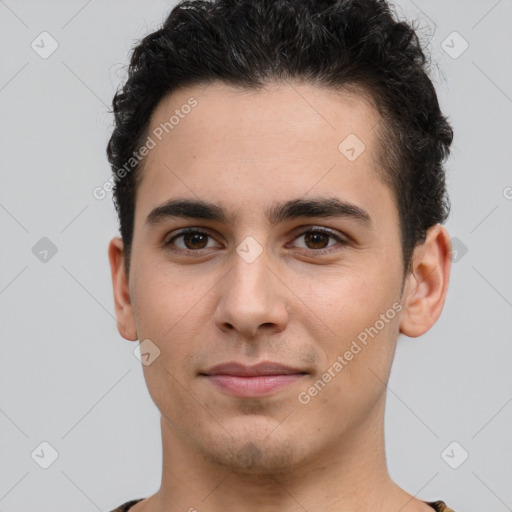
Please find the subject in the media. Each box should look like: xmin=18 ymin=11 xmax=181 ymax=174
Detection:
xmin=181 ymin=232 xmax=209 ymax=250
xmin=166 ymin=229 xmax=220 ymax=252
xmin=303 ymin=231 xmax=331 ymax=250
xmin=292 ymin=228 xmax=347 ymax=253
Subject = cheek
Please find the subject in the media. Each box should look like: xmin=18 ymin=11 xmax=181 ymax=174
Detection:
xmin=305 ymin=258 xmax=400 ymax=328
xmin=129 ymin=268 xmax=207 ymax=397
xmin=132 ymin=261 xmax=211 ymax=336
xmin=299 ymin=256 xmax=402 ymax=376
xmin=131 ymin=267 xmax=203 ymax=419
xmin=300 ymin=299 xmax=400 ymax=429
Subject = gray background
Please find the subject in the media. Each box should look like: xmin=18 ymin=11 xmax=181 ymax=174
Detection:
xmin=1 ymin=1 xmax=511 ymax=510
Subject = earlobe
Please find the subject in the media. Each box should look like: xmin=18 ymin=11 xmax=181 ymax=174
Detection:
xmin=399 ymin=224 xmax=452 ymax=338
xmin=108 ymin=237 xmax=138 ymax=341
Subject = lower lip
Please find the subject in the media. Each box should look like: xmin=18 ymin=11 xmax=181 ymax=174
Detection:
xmin=204 ymin=374 xmax=305 ymax=397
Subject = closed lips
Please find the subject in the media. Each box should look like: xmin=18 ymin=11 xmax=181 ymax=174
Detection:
xmin=201 ymin=362 xmax=308 ymax=377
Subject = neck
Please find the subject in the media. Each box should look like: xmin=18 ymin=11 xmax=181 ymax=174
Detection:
xmin=144 ymin=396 xmax=425 ymax=512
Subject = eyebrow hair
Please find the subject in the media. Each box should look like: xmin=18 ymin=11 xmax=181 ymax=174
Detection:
xmin=145 ymin=197 xmax=372 ymax=227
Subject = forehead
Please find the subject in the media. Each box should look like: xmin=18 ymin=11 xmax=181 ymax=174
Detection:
xmin=144 ymin=80 xmax=379 ymax=159
xmin=134 ymin=80 xmax=390 ymax=225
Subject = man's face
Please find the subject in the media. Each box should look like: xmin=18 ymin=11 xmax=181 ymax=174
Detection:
xmin=123 ymin=81 xmax=407 ymax=472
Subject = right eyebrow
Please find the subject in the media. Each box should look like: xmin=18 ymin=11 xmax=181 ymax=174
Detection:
xmin=145 ymin=198 xmax=228 ymax=226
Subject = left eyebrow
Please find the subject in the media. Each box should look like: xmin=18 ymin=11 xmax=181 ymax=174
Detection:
xmin=145 ymin=196 xmax=373 ymax=228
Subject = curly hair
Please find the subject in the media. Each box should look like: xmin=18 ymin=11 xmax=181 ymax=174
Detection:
xmin=106 ymin=0 xmax=453 ymax=276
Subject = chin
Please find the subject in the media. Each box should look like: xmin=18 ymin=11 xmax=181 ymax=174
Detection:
xmin=192 ymin=421 xmax=305 ymax=475
xmin=202 ymin=438 xmax=299 ymax=475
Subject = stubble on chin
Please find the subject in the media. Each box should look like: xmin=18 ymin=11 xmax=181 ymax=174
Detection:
xmin=196 ymin=433 xmax=300 ymax=477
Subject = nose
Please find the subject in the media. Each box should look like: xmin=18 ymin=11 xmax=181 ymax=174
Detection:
xmin=213 ymin=247 xmax=289 ymax=340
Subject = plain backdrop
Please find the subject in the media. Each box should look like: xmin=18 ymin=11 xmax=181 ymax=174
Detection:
xmin=1 ymin=1 xmax=511 ymax=511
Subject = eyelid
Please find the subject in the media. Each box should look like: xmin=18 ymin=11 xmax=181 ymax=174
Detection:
xmin=165 ymin=227 xmax=222 ymax=248
xmin=288 ymin=226 xmax=348 ymax=251
xmin=290 ymin=224 xmax=345 ymax=239
xmin=164 ymin=225 xmax=348 ymax=254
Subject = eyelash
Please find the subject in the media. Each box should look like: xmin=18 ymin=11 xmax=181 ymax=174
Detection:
xmin=164 ymin=227 xmax=348 ymax=256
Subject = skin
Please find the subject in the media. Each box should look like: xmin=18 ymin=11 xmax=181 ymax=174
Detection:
xmin=109 ymin=80 xmax=452 ymax=512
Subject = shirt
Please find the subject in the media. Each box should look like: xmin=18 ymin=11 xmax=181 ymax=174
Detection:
xmin=110 ymin=498 xmax=456 ymax=512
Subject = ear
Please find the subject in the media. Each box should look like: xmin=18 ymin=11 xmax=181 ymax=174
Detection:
xmin=399 ymin=224 xmax=452 ymax=338
xmin=108 ymin=237 xmax=138 ymax=341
